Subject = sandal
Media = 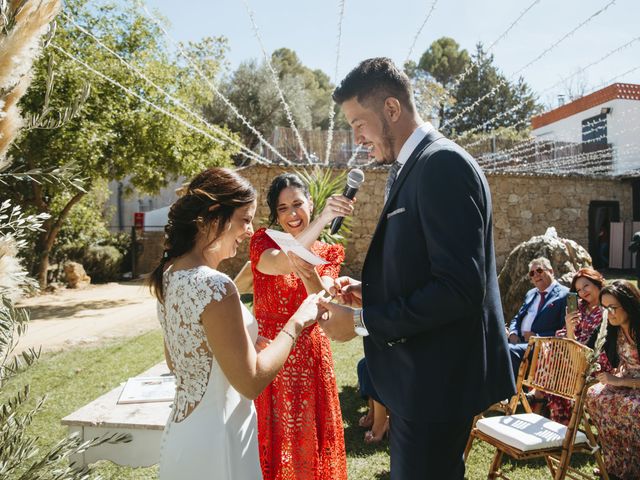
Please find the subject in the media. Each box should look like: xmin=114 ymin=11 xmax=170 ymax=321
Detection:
xmin=364 ymin=417 xmax=389 ymax=444
xmin=358 ymin=412 xmax=373 ymax=428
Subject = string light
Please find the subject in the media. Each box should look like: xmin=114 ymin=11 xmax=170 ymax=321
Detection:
xmin=52 ymin=44 xmax=270 ymax=165
xmin=139 ymin=2 xmax=291 ymax=165
xmin=60 ymin=11 xmax=274 ymax=166
xmin=443 ymin=0 xmax=618 ymax=130
xmin=439 ymin=0 xmax=542 ymax=101
xmin=404 ymin=0 xmax=439 ymax=65
xmin=324 ymin=0 xmax=346 ymax=166
xmin=241 ymin=0 xmax=312 ymax=164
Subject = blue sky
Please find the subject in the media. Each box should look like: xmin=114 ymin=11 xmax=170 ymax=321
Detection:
xmin=150 ymin=0 xmax=637 ymax=106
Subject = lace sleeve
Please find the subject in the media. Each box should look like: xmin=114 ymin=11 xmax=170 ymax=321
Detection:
xmin=250 ymin=228 xmax=279 ymax=275
xmin=198 ymin=269 xmax=237 ymax=310
xmin=317 ymin=243 xmax=345 ymax=279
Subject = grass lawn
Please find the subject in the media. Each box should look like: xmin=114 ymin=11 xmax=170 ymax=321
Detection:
xmin=2 ymin=328 xmax=599 ymax=479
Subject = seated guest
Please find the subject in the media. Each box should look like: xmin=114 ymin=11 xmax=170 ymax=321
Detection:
xmin=507 ymin=257 xmax=568 ymax=379
xmin=357 ymin=358 xmax=389 ymax=444
xmin=585 ymin=280 xmax=640 ymax=480
xmin=546 ymin=267 xmax=606 ymax=424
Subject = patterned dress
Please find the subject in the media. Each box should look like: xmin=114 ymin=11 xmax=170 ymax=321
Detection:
xmin=547 ymin=302 xmax=605 ymax=424
xmin=585 ymin=332 xmax=640 ymax=480
xmin=250 ymin=228 xmax=348 ymax=480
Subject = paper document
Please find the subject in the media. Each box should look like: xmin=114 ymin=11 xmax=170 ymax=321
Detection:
xmin=265 ymin=229 xmax=328 ymax=266
xmin=117 ymin=376 xmax=176 ymax=404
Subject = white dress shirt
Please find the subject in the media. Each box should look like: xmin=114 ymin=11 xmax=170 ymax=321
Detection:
xmin=393 ymin=122 xmax=434 ymax=179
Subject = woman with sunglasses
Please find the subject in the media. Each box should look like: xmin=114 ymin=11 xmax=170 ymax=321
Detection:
xmin=585 ymin=280 xmax=640 ymax=480
xmin=545 ymin=268 xmax=608 ymax=424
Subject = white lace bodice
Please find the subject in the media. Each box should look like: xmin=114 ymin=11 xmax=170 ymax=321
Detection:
xmin=158 ymin=265 xmax=237 ymax=423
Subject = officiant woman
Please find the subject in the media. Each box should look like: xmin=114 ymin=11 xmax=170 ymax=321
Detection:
xmin=250 ymin=173 xmax=352 ymax=480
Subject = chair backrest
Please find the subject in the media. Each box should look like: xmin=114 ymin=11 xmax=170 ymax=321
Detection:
xmin=520 ymin=337 xmax=592 ymax=401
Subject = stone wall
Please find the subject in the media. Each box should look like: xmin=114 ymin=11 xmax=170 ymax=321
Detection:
xmin=138 ymin=164 xmax=634 ymax=280
xmin=488 ymin=174 xmax=632 ymax=267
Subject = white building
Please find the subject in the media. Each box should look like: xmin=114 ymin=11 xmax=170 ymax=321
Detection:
xmin=531 ymin=83 xmax=640 ymax=175
xmin=107 ymin=178 xmax=185 ymax=232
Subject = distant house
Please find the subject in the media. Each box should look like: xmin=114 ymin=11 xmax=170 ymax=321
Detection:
xmin=531 ymin=83 xmax=640 ymax=176
xmin=107 ymin=178 xmax=184 ymax=232
xmin=526 ymin=83 xmax=640 ymax=269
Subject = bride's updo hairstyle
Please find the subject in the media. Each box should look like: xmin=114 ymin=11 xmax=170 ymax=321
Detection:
xmin=149 ymin=167 xmax=256 ymax=302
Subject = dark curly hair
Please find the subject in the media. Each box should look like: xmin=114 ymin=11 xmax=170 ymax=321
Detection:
xmin=332 ymin=57 xmax=415 ymax=114
xmin=148 ymin=167 xmax=256 ymax=302
xmin=266 ymin=173 xmax=310 ymax=226
xmin=588 ymin=280 xmax=640 ymax=368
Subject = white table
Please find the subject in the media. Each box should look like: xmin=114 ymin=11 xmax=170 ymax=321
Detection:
xmin=61 ymin=362 xmax=173 ymax=468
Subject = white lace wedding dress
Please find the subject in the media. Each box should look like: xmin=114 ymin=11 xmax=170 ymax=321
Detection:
xmin=158 ymin=265 xmax=261 ymax=479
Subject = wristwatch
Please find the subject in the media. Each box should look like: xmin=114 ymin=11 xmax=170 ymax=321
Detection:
xmin=353 ymin=308 xmax=369 ymax=337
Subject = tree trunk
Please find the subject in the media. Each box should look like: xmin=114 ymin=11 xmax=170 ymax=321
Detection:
xmin=35 ymin=191 xmax=86 ymax=289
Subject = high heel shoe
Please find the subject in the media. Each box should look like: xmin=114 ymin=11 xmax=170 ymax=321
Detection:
xmin=364 ymin=417 xmax=389 ymax=444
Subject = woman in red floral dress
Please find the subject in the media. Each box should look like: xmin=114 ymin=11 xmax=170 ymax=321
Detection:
xmin=547 ymin=268 xmax=607 ymax=424
xmin=250 ymin=173 xmax=353 ymax=480
xmin=585 ymin=280 xmax=640 ymax=480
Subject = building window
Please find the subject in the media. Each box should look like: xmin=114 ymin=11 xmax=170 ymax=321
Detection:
xmin=582 ymin=113 xmax=607 ymax=144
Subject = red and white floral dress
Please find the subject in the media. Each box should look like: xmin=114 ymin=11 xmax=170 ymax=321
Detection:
xmin=250 ymin=228 xmax=347 ymax=480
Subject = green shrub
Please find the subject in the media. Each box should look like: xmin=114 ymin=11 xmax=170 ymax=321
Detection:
xmin=105 ymin=231 xmax=138 ymax=274
xmin=81 ymin=245 xmax=123 ymax=283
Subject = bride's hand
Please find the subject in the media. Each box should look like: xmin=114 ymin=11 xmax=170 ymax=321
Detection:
xmin=291 ymin=292 xmax=328 ymax=330
xmin=255 ymin=335 xmax=272 ymax=353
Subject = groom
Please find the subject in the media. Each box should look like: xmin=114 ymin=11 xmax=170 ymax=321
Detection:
xmin=318 ymin=58 xmax=515 ymax=479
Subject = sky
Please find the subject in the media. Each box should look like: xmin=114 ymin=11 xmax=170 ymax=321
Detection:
xmin=149 ymin=0 xmax=639 ymax=108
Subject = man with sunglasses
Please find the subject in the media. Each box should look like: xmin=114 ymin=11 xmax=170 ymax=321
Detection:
xmin=507 ymin=257 xmax=569 ymax=378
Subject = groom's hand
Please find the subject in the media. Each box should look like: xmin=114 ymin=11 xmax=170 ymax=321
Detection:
xmin=331 ymin=276 xmax=362 ymax=307
xmin=317 ymin=297 xmax=358 ymax=342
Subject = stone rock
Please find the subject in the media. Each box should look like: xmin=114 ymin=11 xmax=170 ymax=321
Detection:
xmin=63 ymin=261 xmax=91 ymax=289
xmin=498 ymin=228 xmax=592 ymax=322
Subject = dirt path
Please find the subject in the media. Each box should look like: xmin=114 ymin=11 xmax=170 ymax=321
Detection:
xmin=15 ymin=280 xmax=159 ymax=354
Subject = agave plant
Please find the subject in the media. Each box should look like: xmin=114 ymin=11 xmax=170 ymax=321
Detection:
xmin=295 ymin=166 xmax=352 ymax=245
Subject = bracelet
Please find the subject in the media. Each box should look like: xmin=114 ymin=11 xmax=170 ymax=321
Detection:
xmin=281 ymin=329 xmax=297 ymax=345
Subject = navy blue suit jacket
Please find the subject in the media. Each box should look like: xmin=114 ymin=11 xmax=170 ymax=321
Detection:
xmin=361 ymin=130 xmax=516 ymax=422
xmin=508 ymin=283 xmax=569 ymax=339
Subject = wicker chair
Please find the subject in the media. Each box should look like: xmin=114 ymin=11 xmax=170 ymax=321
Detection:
xmin=465 ymin=336 xmax=608 ymax=480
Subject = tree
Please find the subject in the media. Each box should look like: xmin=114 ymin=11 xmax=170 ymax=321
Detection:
xmin=447 ymin=43 xmax=541 ymax=136
xmin=405 ymin=61 xmax=455 ymax=129
xmin=6 ymin=0 xmax=239 ymax=288
xmin=271 ymin=48 xmax=336 ymax=129
xmin=417 ymin=37 xmax=470 ymax=126
xmin=203 ymin=58 xmax=312 ymax=154
xmin=203 ymin=47 xmax=344 ymax=159
xmin=418 ymin=37 xmax=470 ymax=88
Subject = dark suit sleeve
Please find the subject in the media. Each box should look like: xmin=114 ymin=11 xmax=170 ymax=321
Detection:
xmin=364 ymin=149 xmax=489 ymax=341
xmin=509 ymin=308 xmax=523 ymax=335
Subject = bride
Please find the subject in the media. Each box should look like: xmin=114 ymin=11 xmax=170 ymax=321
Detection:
xmin=148 ymin=168 xmax=321 ymax=479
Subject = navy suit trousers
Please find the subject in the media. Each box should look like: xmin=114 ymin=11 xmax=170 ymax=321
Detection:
xmin=508 ymin=342 xmax=529 ymax=380
xmin=389 ymin=412 xmax=473 ymax=480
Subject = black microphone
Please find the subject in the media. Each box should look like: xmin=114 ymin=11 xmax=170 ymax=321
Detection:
xmin=330 ymin=168 xmax=365 ymax=235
